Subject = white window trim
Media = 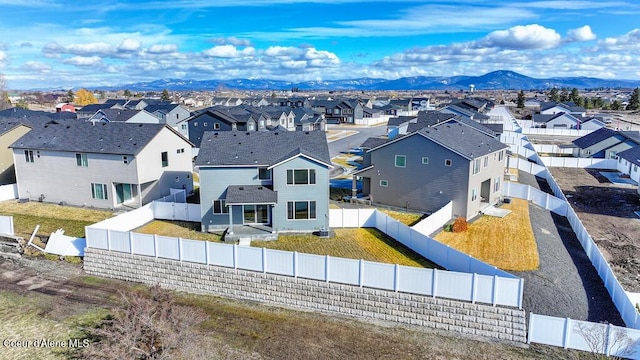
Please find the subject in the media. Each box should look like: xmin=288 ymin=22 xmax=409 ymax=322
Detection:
xmin=286 ymin=201 xmax=317 ymax=220
xmin=445 ymin=159 xmax=452 ymax=167
xmin=380 ymin=180 xmax=388 ymax=187
xmin=286 ymin=169 xmax=316 ymax=186
xmin=394 ymin=155 xmax=406 ymax=168
xmin=213 ymin=199 xmax=228 ymax=214
xmin=421 ymin=157 xmax=429 ymax=165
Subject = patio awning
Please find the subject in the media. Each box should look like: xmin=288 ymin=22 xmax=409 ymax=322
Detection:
xmin=225 ymin=185 xmax=277 ymax=205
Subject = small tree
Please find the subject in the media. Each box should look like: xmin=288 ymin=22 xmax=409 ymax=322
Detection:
xmin=123 ymin=89 xmax=132 ymax=98
xmin=548 ymin=87 xmax=559 ymax=102
xmin=80 ymin=285 xmax=207 ymax=360
xmin=0 ymin=73 xmax=11 ymax=110
xmin=611 ymin=100 xmax=621 ymax=110
xmin=517 ymin=90 xmax=525 ymax=109
xmin=569 ymin=87 xmax=581 ymax=104
xmin=627 ymin=87 xmax=640 ymax=111
xmin=66 ymin=89 xmax=75 ymax=103
xmin=161 ymin=88 xmax=170 ymax=101
xmin=575 ymin=322 xmax=637 ymax=359
xmin=75 ymin=88 xmax=98 ymax=106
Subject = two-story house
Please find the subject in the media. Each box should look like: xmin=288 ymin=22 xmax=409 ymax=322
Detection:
xmin=144 ymin=104 xmax=191 ymax=129
xmin=353 ymin=123 xmax=508 ymax=220
xmin=0 ymin=120 xmax=32 ymax=184
xmin=87 ymin=109 xmax=160 ymax=124
xmin=180 ymin=108 xmax=261 ymax=148
xmin=10 ymin=122 xmax=194 ymax=209
xmin=195 ymin=131 xmax=332 ymax=238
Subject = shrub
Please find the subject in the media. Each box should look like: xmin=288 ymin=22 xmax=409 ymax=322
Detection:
xmin=443 ymin=223 xmax=453 ymax=232
xmin=451 ymin=217 xmax=468 ymax=233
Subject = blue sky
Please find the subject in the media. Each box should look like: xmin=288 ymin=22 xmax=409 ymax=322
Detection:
xmin=0 ymin=0 xmax=639 ymax=89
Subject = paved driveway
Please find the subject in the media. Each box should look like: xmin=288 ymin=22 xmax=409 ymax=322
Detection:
xmin=513 ymin=171 xmax=624 ymax=325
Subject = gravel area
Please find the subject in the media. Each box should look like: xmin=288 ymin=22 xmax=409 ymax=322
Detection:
xmin=512 ymin=171 xmax=623 ymax=325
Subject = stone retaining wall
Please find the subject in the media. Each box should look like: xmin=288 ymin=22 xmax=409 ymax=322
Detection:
xmin=84 ymin=248 xmax=527 ymax=342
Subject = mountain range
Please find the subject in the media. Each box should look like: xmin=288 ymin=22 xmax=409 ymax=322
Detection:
xmin=106 ymin=70 xmax=640 ymax=92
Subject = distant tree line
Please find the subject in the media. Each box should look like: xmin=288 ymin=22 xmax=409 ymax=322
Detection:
xmin=546 ymin=87 xmax=640 ymax=111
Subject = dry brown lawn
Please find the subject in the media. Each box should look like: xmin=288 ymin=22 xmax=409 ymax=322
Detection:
xmin=134 ymin=220 xmax=223 ymax=242
xmin=434 ymin=198 xmax=539 ymax=271
xmin=255 ymin=228 xmax=436 ymax=268
xmin=378 ymin=208 xmax=424 ymax=226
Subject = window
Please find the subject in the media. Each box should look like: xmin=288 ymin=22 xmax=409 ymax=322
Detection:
xmin=610 ymin=151 xmax=618 ymax=160
xmin=498 ymin=151 xmax=504 ymax=161
xmin=471 ymin=188 xmax=478 ymax=202
xmin=395 ymin=155 xmax=406 ymax=168
xmin=483 ymin=156 xmax=489 ymax=167
xmin=181 ymin=124 xmax=187 ymax=130
xmin=258 ymin=168 xmax=271 ymax=180
xmin=177 ymin=148 xmax=184 ymax=154
xmin=287 ymin=201 xmax=316 ymax=220
xmin=445 ymin=159 xmax=452 ymax=166
xmin=193 ymin=122 xmax=198 ymax=127
xmin=203 ymin=122 xmax=208 ymax=127
xmin=213 ymin=123 xmax=220 ymax=130
xmin=161 ymin=151 xmax=168 ymax=167
xmin=24 ymin=150 xmax=34 ymax=163
xmin=473 ymin=159 xmax=481 ymax=174
xmin=494 ymin=177 xmax=501 ymax=192
xmin=421 ymin=157 xmax=429 ymax=165
xmin=213 ymin=200 xmax=228 ymax=214
xmin=286 ymin=169 xmax=316 ymax=185
xmin=248 ymin=123 xmax=254 ymax=131
xmin=123 ymin=156 xmax=128 ymax=164
xmin=91 ymin=183 xmax=108 ymax=200
xmin=380 ymin=180 xmax=388 ymax=187
xmin=584 ymin=149 xmax=591 ymax=155
xmin=634 ymin=165 xmax=638 ymax=172
xmin=76 ymin=153 xmax=88 ymax=167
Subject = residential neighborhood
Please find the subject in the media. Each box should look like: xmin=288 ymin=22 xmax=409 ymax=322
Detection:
xmin=1 ymin=86 xmax=640 ymax=359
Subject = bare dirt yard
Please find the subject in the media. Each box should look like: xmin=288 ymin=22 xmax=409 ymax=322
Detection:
xmin=549 ymin=167 xmax=640 ymax=292
xmin=0 ymin=255 xmax=581 ymax=360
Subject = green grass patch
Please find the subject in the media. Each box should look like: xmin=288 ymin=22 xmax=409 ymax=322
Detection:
xmin=254 ymin=228 xmax=436 ymax=268
xmin=378 ymin=208 xmax=424 ymax=226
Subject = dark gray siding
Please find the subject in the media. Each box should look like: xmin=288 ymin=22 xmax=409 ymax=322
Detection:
xmin=359 ymin=135 xmax=470 ymax=217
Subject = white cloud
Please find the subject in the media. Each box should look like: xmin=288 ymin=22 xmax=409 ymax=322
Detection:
xmin=148 ymin=44 xmax=178 ymax=54
xmin=118 ymin=38 xmax=142 ymax=52
xmin=481 ymin=24 xmax=561 ymax=49
xmin=0 ymin=51 xmax=7 ymax=64
xmin=203 ymin=45 xmax=255 ymax=58
xmin=23 ymin=61 xmax=51 ymax=71
xmin=598 ymin=28 xmax=640 ymax=51
xmin=62 ymin=56 xmax=103 ymax=67
xmin=210 ymin=36 xmax=253 ymax=47
xmin=566 ymin=25 xmax=596 ymax=42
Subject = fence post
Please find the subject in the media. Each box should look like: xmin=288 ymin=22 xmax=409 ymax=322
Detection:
xmin=432 ymin=268 xmax=438 ymax=298
xmin=233 ymin=244 xmax=238 ymax=269
xmin=178 ymin=237 xmax=183 ymax=261
xmin=325 ymin=255 xmax=330 ymax=282
xmin=204 ymin=241 xmax=209 ymax=265
xmin=153 ymin=234 xmax=158 ymax=258
xmin=563 ymin=318 xmax=571 ymax=349
xmin=293 ymin=251 xmax=298 ymax=278
xmin=491 ymin=274 xmax=498 ymax=306
xmin=471 ymin=273 xmax=477 ymax=304
xmin=107 ymin=229 xmax=111 ymax=251
xmin=518 ymin=278 xmax=524 ymax=310
xmin=129 ymin=231 xmax=134 ymax=254
xmin=262 ymin=247 xmax=267 ymax=274
xmin=394 ymin=264 xmax=399 ymax=292
xmin=358 ymin=259 xmax=364 ymax=287
xmin=605 ymin=323 xmax=612 ymax=357
xmin=527 ymin=312 xmax=534 ymax=344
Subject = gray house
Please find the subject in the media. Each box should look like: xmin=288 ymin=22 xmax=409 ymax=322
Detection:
xmin=354 ymin=123 xmax=508 ymax=220
xmin=195 ymin=131 xmax=332 ymax=238
xmin=10 ymin=122 xmax=194 ymax=209
xmin=572 ymin=127 xmax=640 ymax=158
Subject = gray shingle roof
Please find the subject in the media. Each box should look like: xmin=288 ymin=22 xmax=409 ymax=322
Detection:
xmin=617 ymin=146 xmax=640 ymax=167
xmin=93 ymin=109 xmax=144 ymax=122
xmin=572 ymin=127 xmax=618 ymax=148
xmin=225 ymin=185 xmax=278 ymax=204
xmin=444 ymin=116 xmax=499 ymax=137
xmin=416 ymin=123 xmax=508 ymax=159
xmin=360 ymin=137 xmax=388 ymax=149
xmin=9 ymin=122 xmax=171 ymax=155
xmin=620 ymin=131 xmax=640 ymax=144
xmin=387 ymin=116 xmax=417 ymax=127
xmin=405 ymin=111 xmax=456 ymax=132
xmin=195 ymin=130 xmax=331 ymax=167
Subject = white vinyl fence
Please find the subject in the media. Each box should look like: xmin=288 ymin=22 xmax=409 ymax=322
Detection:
xmin=85 ymin=228 xmax=523 ymax=308
xmin=502 ymin=124 xmax=640 ymax=329
xmin=329 ymin=208 xmax=519 ymax=280
xmin=153 ymin=201 xmax=200 ymax=222
xmin=0 ymin=183 xmax=18 ymax=201
xmin=502 ymin=182 xmax=568 ymax=216
xmin=528 ymin=314 xmax=640 ymax=359
xmin=0 ymin=215 xmax=14 ymax=235
xmin=522 ymin=128 xmax=594 ymax=136
xmin=411 ymin=202 xmax=452 ymax=237
xmin=533 ymin=144 xmax=574 ymax=155
xmin=541 ymin=157 xmax=618 ymax=169
xmin=156 ymin=188 xmax=187 ymax=203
